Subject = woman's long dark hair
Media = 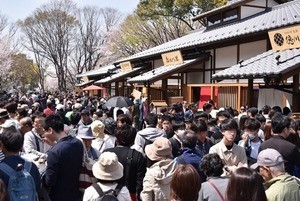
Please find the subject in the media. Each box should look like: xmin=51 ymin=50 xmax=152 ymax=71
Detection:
xmin=226 ymin=167 xmax=267 ymax=201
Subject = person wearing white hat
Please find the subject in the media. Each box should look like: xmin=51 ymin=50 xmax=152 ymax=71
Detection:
xmin=91 ymin=120 xmax=116 ymax=154
xmin=83 ymin=152 xmax=131 ymax=201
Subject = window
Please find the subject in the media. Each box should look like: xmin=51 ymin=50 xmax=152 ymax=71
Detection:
xmin=223 ymin=9 xmax=238 ymax=22
xmin=207 ymin=13 xmax=221 ymax=26
xmin=207 ymin=8 xmax=239 ymax=28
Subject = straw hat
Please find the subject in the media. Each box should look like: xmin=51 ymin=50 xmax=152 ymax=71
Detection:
xmin=90 ymin=120 xmax=105 ymax=138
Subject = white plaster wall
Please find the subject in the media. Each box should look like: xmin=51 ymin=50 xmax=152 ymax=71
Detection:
xmin=215 ymin=45 xmax=238 ymax=68
xmin=268 ymin=0 xmax=279 ymax=8
xmin=186 ymin=62 xmax=204 ymax=84
xmin=187 ymin=72 xmax=203 ymax=84
xmin=240 ymin=40 xmax=267 ymax=61
xmin=241 ymin=0 xmax=266 ymax=19
xmin=241 ymin=7 xmax=265 ymax=19
xmin=205 ymin=71 xmax=211 ymax=83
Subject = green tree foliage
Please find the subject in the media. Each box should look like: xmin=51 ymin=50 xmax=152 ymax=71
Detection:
xmin=136 ymin=0 xmax=227 ymax=30
xmin=8 ymin=54 xmax=39 ymax=92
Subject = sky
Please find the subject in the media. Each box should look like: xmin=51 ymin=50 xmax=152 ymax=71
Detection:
xmin=0 ymin=0 xmax=140 ymax=22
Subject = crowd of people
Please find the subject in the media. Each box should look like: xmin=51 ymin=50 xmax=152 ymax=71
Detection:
xmin=0 ymin=91 xmax=299 ymax=201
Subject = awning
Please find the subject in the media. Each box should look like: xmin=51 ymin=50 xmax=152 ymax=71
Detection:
xmin=95 ymin=68 xmax=142 ymax=85
xmin=128 ymin=56 xmax=208 ymax=84
xmin=212 ymin=48 xmax=300 ymax=80
xmin=76 ymin=65 xmax=116 ymax=78
xmin=82 ymin=84 xmax=104 ymax=91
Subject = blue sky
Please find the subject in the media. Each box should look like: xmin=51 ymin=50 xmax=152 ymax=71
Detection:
xmin=0 ymin=0 xmax=139 ymax=21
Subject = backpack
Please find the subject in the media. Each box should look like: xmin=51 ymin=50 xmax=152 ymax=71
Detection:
xmin=92 ymin=183 xmax=123 ymax=201
xmin=0 ymin=161 xmax=36 ymax=201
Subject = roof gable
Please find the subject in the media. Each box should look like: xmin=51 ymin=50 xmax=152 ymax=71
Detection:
xmin=116 ymin=0 xmax=300 ymax=64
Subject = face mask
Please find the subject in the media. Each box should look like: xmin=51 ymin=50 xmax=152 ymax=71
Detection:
xmin=248 ymin=133 xmax=256 ymax=140
xmin=177 ymin=130 xmax=185 ymax=139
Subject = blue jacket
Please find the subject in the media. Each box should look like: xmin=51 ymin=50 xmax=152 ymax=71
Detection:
xmin=176 ymin=148 xmax=201 ymax=172
xmin=196 ymin=138 xmax=214 ymax=158
xmin=45 ymin=135 xmax=83 ymax=201
xmin=176 ymin=147 xmax=207 ymax=182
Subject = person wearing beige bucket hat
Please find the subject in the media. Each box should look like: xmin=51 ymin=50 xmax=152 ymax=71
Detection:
xmin=83 ymin=152 xmax=131 ymax=201
xmin=91 ymin=120 xmax=116 ymax=153
xmin=141 ymin=137 xmax=177 ymax=201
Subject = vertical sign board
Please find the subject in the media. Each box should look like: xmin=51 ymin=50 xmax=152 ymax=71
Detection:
xmin=161 ymin=50 xmax=184 ymax=66
xmin=120 ymin=61 xmax=132 ymax=72
xmin=268 ymin=25 xmax=300 ymax=51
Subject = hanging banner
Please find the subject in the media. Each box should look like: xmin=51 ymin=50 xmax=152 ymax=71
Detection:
xmin=120 ymin=61 xmax=132 ymax=72
xmin=268 ymin=25 xmax=300 ymax=51
xmin=161 ymin=50 xmax=184 ymax=66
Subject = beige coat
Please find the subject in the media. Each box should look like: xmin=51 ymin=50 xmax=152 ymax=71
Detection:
xmin=141 ymin=159 xmax=177 ymax=201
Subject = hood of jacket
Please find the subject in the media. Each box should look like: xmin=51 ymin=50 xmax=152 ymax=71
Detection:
xmin=137 ymin=127 xmax=166 ymax=142
xmin=149 ymin=159 xmax=177 ymax=185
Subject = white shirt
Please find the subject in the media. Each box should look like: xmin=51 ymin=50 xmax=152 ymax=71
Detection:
xmin=91 ymin=135 xmax=116 ymax=153
xmin=83 ymin=182 xmax=131 ymax=201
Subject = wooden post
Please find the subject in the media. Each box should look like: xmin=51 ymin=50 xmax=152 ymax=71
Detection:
xmin=293 ymin=74 xmax=300 ymax=112
xmin=115 ymin=82 xmax=119 ymax=96
xmin=147 ymin=82 xmax=151 ymax=113
xmin=247 ymin=79 xmax=254 ymax=107
xmin=237 ymin=85 xmax=241 ymax=110
xmin=162 ymin=78 xmax=168 ymax=102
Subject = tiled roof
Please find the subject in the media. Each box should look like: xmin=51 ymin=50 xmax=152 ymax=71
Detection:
xmin=128 ymin=59 xmax=201 ymax=83
xmin=212 ymin=48 xmax=300 ymax=80
xmin=95 ymin=68 xmax=142 ymax=84
xmin=75 ymin=80 xmax=94 ymax=87
xmin=116 ymin=0 xmax=300 ymax=64
xmin=76 ymin=65 xmax=115 ymax=78
xmin=192 ymin=0 xmax=253 ymax=21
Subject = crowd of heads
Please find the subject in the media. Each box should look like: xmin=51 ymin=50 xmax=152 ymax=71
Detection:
xmin=0 ymin=89 xmax=299 ymax=201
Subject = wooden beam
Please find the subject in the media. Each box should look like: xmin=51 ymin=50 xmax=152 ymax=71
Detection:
xmin=247 ymin=79 xmax=254 ymax=107
xmin=293 ymin=74 xmax=300 ymax=112
xmin=238 ymin=85 xmax=241 ymax=111
xmin=281 ymin=64 xmax=300 ymax=80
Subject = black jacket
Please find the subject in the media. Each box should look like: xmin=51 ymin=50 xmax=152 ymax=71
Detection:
xmin=259 ymin=135 xmax=300 ymax=175
xmin=104 ymin=146 xmax=146 ymax=196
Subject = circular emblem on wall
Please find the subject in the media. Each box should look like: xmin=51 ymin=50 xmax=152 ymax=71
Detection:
xmin=274 ymin=33 xmax=284 ymax=46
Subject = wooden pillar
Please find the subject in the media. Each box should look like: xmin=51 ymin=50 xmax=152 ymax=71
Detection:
xmin=115 ymin=82 xmax=119 ymax=96
xmin=147 ymin=82 xmax=151 ymax=113
xmin=181 ymin=73 xmax=184 ymax=97
xmin=162 ymin=78 xmax=168 ymax=101
xmin=247 ymin=79 xmax=254 ymax=107
xmin=237 ymin=85 xmax=241 ymax=110
xmin=293 ymin=74 xmax=300 ymax=112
